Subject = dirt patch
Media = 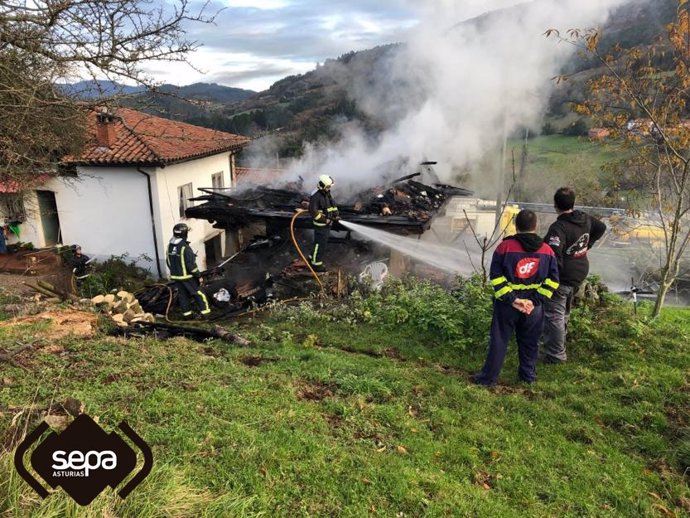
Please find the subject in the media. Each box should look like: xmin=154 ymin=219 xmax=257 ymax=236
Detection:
xmin=1 ymin=309 xmax=97 ymax=339
xmin=297 ymin=380 xmax=337 ymax=401
xmin=239 ymin=355 xmax=277 ymax=367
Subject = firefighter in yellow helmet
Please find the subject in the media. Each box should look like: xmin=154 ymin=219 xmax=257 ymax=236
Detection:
xmin=308 ymin=175 xmax=339 ymax=272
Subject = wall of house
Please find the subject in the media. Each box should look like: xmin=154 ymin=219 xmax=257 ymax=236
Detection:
xmin=42 ymin=168 xmax=155 ymax=269
xmin=0 ymin=191 xmax=43 ymax=248
xmin=153 ymin=152 xmax=235 ymax=275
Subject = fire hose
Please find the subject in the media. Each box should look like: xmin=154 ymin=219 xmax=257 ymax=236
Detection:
xmin=290 ymin=209 xmax=324 ymax=290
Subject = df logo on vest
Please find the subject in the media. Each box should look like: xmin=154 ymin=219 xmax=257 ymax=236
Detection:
xmin=14 ymin=413 xmax=153 ymax=506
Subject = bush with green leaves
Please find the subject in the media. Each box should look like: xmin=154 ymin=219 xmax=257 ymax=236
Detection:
xmin=348 ymin=275 xmax=493 ymax=349
xmin=75 ymin=253 xmax=152 ymax=297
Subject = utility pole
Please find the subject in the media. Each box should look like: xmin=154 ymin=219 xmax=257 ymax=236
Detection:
xmin=495 ymin=113 xmax=508 ymax=228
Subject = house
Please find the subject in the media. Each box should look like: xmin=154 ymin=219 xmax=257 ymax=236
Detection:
xmin=0 ymin=107 xmax=250 ymax=277
xmin=588 ymin=127 xmax=610 ymax=141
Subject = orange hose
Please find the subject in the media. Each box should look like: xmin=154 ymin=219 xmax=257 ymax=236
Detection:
xmin=290 ymin=209 xmax=324 ymax=290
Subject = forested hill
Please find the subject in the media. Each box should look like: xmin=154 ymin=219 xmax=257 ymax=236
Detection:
xmin=115 ymin=0 xmax=677 ymax=156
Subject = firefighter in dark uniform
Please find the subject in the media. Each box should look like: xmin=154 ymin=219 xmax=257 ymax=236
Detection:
xmin=473 ymin=210 xmax=560 ymax=386
xmin=308 ymin=175 xmax=339 ymax=272
xmin=71 ymin=245 xmax=90 ymax=288
xmin=166 ymin=223 xmax=211 ymax=318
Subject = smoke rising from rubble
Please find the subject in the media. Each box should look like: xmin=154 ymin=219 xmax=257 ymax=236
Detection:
xmin=268 ymin=0 xmax=634 ymax=196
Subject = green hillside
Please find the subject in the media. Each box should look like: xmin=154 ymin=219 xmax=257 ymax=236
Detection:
xmin=1 ymin=279 xmax=688 ymax=517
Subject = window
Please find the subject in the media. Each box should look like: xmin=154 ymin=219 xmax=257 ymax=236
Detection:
xmin=178 ymin=183 xmax=193 ymax=218
xmin=211 ymin=172 xmax=224 ymax=190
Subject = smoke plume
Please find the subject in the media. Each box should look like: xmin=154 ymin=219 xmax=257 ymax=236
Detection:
xmin=274 ymin=0 xmax=635 ymax=196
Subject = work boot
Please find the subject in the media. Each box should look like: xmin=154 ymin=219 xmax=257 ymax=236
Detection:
xmin=311 ymin=264 xmax=326 ymax=273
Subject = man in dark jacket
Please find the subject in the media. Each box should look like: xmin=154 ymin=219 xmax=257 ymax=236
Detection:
xmin=542 ymin=187 xmax=607 ymax=363
xmin=166 ymin=223 xmax=211 ymax=318
xmin=474 ymin=210 xmax=560 ymax=386
xmin=308 ymin=174 xmax=339 ymax=272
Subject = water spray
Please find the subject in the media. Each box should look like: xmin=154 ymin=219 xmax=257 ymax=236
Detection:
xmin=339 ymin=220 xmax=475 ymax=276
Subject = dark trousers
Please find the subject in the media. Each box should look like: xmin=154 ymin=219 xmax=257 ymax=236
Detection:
xmin=176 ymin=278 xmax=210 ymax=316
xmin=310 ymin=226 xmax=330 ymax=266
xmin=476 ymin=301 xmax=544 ymax=385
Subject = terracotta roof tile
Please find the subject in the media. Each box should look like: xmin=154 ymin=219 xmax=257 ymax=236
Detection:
xmin=65 ymin=107 xmax=250 ymax=166
xmin=235 ymin=167 xmax=287 ymax=184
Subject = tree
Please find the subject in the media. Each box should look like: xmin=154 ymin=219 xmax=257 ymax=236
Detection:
xmin=0 ymin=0 xmax=214 ymax=185
xmin=550 ymin=1 xmax=690 ymax=316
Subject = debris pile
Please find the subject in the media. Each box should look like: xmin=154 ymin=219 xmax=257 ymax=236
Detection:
xmin=186 ymin=173 xmax=473 ymax=235
xmin=90 ymin=291 xmax=155 ymax=326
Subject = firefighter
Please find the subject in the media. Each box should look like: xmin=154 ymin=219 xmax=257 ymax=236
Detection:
xmin=308 ymin=174 xmax=339 ymax=272
xmin=473 ymin=210 xmax=560 ymax=386
xmin=70 ymin=245 xmax=90 ymax=288
xmin=166 ymin=223 xmax=211 ymax=319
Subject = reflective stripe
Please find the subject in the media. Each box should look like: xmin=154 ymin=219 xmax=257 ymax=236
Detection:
xmin=197 ymin=291 xmax=210 ymax=313
xmin=181 ymin=246 xmax=188 ymax=277
xmin=537 ymin=287 xmax=554 ymax=298
xmin=170 ymin=274 xmax=193 ymax=280
xmin=509 ymin=283 xmax=541 ymax=290
xmin=327 ymin=207 xmax=338 ymax=212
xmin=495 ymin=285 xmax=513 ymax=298
xmin=490 ymin=276 xmax=507 ymax=286
xmin=544 ymin=278 xmax=559 ymax=289
xmin=313 ymin=221 xmax=327 ymax=227
xmin=183 ymin=311 xmax=193 ymax=316
xmin=312 ymin=244 xmax=320 ymax=265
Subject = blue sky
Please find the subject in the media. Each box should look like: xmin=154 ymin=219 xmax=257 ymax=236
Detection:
xmin=144 ymin=0 xmax=421 ymax=91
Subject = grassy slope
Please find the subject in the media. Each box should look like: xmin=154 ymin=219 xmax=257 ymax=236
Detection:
xmin=511 ymin=135 xmax=618 ymax=204
xmin=0 ymin=292 xmax=688 ymax=517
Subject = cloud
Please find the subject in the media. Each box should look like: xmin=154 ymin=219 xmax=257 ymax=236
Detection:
xmin=139 ymin=0 xmax=421 ymax=89
xmin=271 ymin=0 xmax=636 ymax=199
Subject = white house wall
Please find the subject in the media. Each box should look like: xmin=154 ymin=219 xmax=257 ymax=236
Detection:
xmin=153 ymin=152 xmax=233 ymax=275
xmin=43 ymin=169 xmax=154 ymax=268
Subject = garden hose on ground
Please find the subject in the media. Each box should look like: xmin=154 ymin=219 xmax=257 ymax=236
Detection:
xmin=290 ymin=209 xmax=324 ymax=290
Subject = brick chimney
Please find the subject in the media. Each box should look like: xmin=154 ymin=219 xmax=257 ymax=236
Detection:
xmin=95 ymin=108 xmax=117 ymax=148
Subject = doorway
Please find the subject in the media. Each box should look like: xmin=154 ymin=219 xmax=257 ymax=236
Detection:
xmin=36 ymin=190 xmax=61 ymax=246
xmin=204 ymin=234 xmax=222 ymax=268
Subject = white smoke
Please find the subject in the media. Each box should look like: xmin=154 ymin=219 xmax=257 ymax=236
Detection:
xmin=274 ymin=0 xmax=634 ymax=196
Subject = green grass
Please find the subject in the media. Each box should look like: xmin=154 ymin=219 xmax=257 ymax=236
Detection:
xmin=0 ymin=281 xmax=689 ymax=517
xmin=511 ymin=135 xmax=619 ymax=204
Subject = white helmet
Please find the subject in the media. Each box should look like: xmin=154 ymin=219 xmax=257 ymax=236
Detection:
xmin=318 ymin=174 xmax=334 ymax=189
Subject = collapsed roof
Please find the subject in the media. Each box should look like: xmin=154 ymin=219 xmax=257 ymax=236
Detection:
xmin=186 ymin=172 xmax=473 ymax=234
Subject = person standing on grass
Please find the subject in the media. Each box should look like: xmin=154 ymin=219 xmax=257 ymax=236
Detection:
xmin=166 ymin=223 xmax=211 ymax=319
xmin=473 ymin=210 xmax=560 ymax=386
xmin=541 ymin=187 xmax=607 ymax=364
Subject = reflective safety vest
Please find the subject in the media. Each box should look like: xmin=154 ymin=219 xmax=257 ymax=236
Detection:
xmin=309 ymin=189 xmax=338 ymax=227
xmin=489 ymin=235 xmax=560 ymax=305
xmin=166 ymin=237 xmax=200 ymax=280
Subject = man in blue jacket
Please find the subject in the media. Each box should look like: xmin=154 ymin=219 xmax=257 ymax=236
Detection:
xmin=166 ymin=223 xmax=211 ymax=319
xmin=474 ymin=210 xmax=560 ymax=386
